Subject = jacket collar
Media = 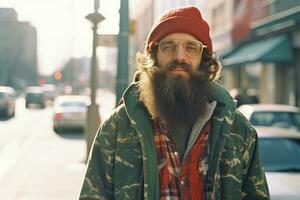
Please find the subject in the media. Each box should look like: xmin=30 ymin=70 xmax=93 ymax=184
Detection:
xmin=206 ymin=81 xmax=236 ymax=124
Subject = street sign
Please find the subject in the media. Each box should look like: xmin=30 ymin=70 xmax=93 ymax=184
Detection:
xmin=97 ymin=34 xmax=117 ymax=47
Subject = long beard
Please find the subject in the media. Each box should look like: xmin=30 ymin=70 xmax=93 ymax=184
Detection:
xmin=138 ymin=61 xmax=209 ymax=132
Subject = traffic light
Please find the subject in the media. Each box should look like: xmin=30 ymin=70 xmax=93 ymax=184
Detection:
xmin=54 ymin=71 xmax=62 ymax=81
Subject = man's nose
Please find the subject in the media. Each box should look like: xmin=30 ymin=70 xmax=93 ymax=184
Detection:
xmin=173 ymin=46 xmax=187 ymax=62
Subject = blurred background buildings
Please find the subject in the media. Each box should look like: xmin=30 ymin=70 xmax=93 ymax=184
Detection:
xmin=205 ymin=0 xmax=300 ymax=106
xmin=0 ymin=8 xmax=38 ymax=89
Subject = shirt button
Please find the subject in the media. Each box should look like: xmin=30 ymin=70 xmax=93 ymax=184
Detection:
xmin=174 ymin=152 xmax=178 ymax=156
xmin=180 ymin=180 xmax=184 ymax=185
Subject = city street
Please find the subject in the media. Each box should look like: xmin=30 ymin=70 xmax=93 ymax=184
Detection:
xmin=0 ymin=0 xmax=300 ymax=200
xmin=0 ymin=97 xmax=87 ymax=200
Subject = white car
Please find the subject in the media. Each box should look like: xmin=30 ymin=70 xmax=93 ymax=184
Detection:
xmin=256 ymin=126 xmax=300 ymax=200
xmin=53 ymin=95 xmax=90 ymax=132
xmin=238 ymin=104 xmax=300 ymax=131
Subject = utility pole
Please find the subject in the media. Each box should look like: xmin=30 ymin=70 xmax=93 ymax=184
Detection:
xmin=116 ymin=0 xmax=129 ymax=104
xmin=85 ymin=0 xmax=105 ymax=159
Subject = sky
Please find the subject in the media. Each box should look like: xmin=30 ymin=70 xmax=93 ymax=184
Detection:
xmin=0 ymin=0 xmax=123 ymax=75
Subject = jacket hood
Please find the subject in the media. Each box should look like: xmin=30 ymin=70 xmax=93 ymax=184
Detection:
xmin=206 ymin=81 xmax=236 ymax=123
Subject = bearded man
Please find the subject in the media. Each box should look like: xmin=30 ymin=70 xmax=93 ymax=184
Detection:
xmin=80 ymin=6 xmax=269 ymax=200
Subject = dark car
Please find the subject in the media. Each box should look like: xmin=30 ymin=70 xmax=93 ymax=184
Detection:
xmin=25 ymin=87 xmax=46 ymax=108
xmin=0 ymin=86 xmax=16 ymax=117
xmin=230 ymin=88 xmax=259 ymax=107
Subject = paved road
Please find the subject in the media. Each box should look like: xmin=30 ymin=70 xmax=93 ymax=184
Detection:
xmin=0 ymin=98 xmax=86 ymax=200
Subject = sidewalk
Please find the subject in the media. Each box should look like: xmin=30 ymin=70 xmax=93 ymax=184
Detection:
xmin=0 ymin=134 xmax=87 ymax=200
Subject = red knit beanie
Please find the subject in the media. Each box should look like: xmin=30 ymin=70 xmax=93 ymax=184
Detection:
xmin=146 ymin=6 xmax=213 ymax=54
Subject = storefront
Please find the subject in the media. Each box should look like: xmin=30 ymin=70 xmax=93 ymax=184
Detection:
xmin=222 ymin=5 xmax=300 ymax=106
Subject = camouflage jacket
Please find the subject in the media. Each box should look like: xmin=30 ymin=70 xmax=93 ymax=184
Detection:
xmin=79 ymin=81 xmax=270 ymax=200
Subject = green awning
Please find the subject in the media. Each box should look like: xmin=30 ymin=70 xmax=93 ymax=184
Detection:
xmin=222 ymin=35 xmax=294 ymax=67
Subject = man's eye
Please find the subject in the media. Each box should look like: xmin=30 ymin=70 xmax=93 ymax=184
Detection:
xmin=186 ymin=45 xmax=198 ymax=52
xmin=161 ymin=42 xmax=176 ymax=51
xmin=185 ymin=42 xmax=200 ymax=52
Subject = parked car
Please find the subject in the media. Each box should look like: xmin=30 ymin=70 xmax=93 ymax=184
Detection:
xmin=53 ymin=95 xmax=90 ymax=132
xmin=256 ymin=126 xmax=300 ymax=200
xmin=25 ymin=86 xmax=46 ymax=108
xmin=0 ymin=86 xmax=16 ymax=117
xmin=230 ymin=88 xmax=259 ymax=107
xmin=238 ymin=104 xmax=300 ymax=131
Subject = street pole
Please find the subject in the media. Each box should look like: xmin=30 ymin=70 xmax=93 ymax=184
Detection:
xmin=85 ymin=0 xmax=105 ymax=160
xmin=116 ymin=0 xmax=129 ymax=104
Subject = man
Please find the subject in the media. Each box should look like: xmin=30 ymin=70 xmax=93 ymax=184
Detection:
xmin=80 ymin=6 xmax=269 ymax=200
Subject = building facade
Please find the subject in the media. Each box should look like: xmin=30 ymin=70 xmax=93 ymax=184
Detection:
xmin=205 ymin=0 xmax=300 ymax=106
xmin=0 ymin=8 xmax=38 ymax=89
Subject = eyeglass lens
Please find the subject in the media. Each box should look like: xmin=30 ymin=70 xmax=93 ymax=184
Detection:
xmin=158 ymin=39 xmax=204 ymax=57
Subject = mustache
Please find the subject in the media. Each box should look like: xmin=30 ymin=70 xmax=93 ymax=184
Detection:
xmin=154 ymin=60 xmax=205 ymax=81
xmin=167 ymin=60 xmax=192 ymax=71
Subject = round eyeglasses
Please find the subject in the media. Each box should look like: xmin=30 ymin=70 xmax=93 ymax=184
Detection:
xmin=156 ymin=39 xmax=207 ymax=58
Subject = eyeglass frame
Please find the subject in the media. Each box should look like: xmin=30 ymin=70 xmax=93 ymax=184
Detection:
xmin=154 ymin=38 xmax=207 ymax=58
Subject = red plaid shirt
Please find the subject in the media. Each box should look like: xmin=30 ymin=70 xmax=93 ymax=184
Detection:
xmin=152 ymin=120 xmax=211 ymax=200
